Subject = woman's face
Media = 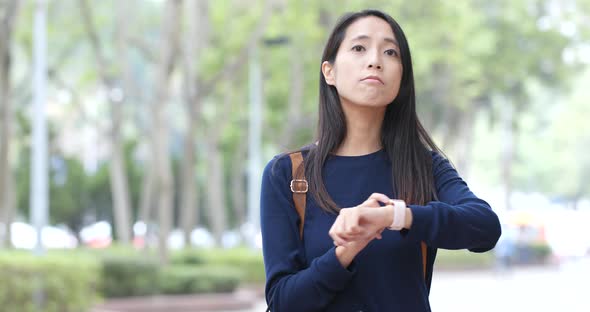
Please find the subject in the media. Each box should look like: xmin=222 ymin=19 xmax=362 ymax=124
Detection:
xmin=322 ymin=16 xmax=402 ymax=108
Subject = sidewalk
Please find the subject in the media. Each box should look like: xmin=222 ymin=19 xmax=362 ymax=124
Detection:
xmin=92 ymin=285 xmax=265 ymax=312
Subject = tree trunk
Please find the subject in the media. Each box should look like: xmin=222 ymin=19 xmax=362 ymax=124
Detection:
xmin=0 ymin=0 xmax=20 ymax=249
xmin=206 ymin=138 xmax=227 ymax=246
xmin=79 ymin=0 xmax=133 ymax=243
xmin=205 ymin=83 xmax=235 ymax=246
xmin=138 ymin=146 xmax=155 ymax=252
xmin=138 ymin=149 xmax=155 ymax=223
xmin=107 ymin=109 xmax=132 ymax=243
xmin=178 ymin=0 xmax=208 ymax=248
xmin=230 ymin=139 xmax=247 ymax=228
xmin=108 ymin=0 xmax=138 ymax=244
xmin=150 ymin=0 xmax=182 ymax=264
xmin=179 ymin=120 xmax=198 ymax=246
xmin=3 ymin=173 xmax=15 ymax=248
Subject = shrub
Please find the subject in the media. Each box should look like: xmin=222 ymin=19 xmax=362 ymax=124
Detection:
xmin=197 ymin=248 xmax=265 ymax=284
xmin=159 ymin=265 xmax=242 ymax=294
xmin=434 ymin=249 xmax=495 ymax=270
xmin=170 ymin=249 xmax=207 ymax=266
xmin=100 ymin=256 xmax=160 ymax=297
xmin=0 ymin=251 xmax=100 ymax=312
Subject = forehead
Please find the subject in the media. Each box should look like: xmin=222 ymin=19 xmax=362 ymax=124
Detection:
xmin=343 ymin=16 xmax=396 ymax=42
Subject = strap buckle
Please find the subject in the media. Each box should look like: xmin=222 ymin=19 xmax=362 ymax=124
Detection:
xmin=290 ymin=179 xmax=308 ymax=193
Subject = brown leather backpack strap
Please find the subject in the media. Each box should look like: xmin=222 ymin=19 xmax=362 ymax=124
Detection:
xmin=289 ymin=152 xmax=307 ymax=240
xmin=421 ymin=242 xmax=428 ymax=280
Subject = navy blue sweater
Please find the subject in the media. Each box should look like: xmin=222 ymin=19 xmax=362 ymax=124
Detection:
xmin=260 ymin=149 xmax=501 ymax=311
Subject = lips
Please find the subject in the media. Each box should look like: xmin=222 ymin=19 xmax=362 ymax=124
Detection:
xmin=361 ymin=75 xmax=384 ymax=84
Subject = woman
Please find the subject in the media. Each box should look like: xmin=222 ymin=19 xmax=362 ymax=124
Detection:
xmin=260 ymin=9 xmax=501 ymax=311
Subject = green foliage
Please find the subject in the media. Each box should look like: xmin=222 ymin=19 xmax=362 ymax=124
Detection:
xmin=90 ymin=247 xmax=256 ymax=297
xmin=171 ymin=248 xmax=265 ymax=284
xmin=528 ymin=242 xmax=552 ymax=260
xmin=159 ymin=265 xmax=242 ymax=294
xmin=170 ymin=249 xmax=207 ymax=266
xmin=0 ymin=252 xmax=101 ymax=312
xmin=434 ymin=249 xmax=495 ymax=270
xmin=14 ymin=139 xmax=145 ymax=235
xmin=510 ymin=69 xmax=590 ymax=200
xmin=199 ymin=248 xmax=266 ymax=283
xmin=8 ymin=0 xmax=590 ymax=237
xmin=100 ymin=256 xmax=160 ymax=297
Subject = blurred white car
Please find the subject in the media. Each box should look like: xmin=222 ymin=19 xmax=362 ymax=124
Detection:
xmin=8 ymin=222 xmax=78 ymax=249
xmin=79 ymin=221 xmax=112 ymax=248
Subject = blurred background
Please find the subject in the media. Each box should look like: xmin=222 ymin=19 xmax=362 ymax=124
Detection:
xmin=1 ymin=0 xmax=589 ymax=311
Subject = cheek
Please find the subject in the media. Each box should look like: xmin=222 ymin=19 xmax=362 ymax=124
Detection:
xmin=332 ymin=57 xmax=360 ymax=84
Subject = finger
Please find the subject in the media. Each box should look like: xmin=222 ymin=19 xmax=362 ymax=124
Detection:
xmin=330 ymin=217 xmax=353 ymax=244
xmin=333 ymin=228 xmax=353 ymax=246
xmin=330 ymin=224 xmax=349 ymax=245
xmin=360 ymin=198 xmax=380 ymax=208
xmin=333 ymin=237 xmax=347 ymax=246
xmin=367 ymin=193 xmax=391 ymax=206
xmin=343 ymin=209 xmax=362 ymax=235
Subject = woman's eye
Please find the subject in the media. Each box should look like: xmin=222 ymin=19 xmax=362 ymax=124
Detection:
xmin=352 ymin=45 xmax=365 ymax=52
xmin=385 ymin=49 xmax=398 ymax=56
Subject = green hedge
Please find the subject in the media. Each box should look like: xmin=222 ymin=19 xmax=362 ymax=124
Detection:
xmin=159 ymin=265 xmax=242 ymax=294
xmin=0 ymin=252 xmax=100 ymax=312
xmin=434 ymin=249 xmax=495 ymax=270
xmin=0 ymin=247 xmax=264 ymax=305
xmin=100 ymin=256 xmax=160 ymax=297
xmin=99 ymin=255 xmax=243 ymax=297
xmin=178 ymin=248 xmax=265 ymax=284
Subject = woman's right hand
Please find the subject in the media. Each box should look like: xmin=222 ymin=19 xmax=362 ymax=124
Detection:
xmin=335 ymin=237 xmax=373 ymax=268
xmin=329 ymin=193 xmax=394 ymax=247
xmin=332 ymin=193 xmax=394 ymax=267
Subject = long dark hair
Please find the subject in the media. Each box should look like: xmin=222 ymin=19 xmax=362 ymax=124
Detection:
xmin=304 ymin=9 xmax=442 ymax=213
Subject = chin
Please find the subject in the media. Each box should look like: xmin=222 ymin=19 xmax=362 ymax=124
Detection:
xmin=360 ymin=101 xmax=389 ymax=108
xmin=340 ymin=93 xmax=396 ymax=108
xmin=356 ymin=96 xmax=394 ymax=108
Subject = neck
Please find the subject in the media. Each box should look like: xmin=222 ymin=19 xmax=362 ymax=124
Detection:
xmin=333 ymin=100 xmax=386 ymax=156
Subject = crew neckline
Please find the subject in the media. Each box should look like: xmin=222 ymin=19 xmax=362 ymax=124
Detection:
xmin=328 ymin=148 xmax=385 ymax=160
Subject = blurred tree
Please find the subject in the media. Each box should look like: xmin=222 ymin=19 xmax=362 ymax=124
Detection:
xmin=150 ymin=0 xmax=182 ymax=263
xmin=178 ymin=0 xmax=275 ymax=245
xmin=514 ymin=69 xmax=590 ymax=207
xmin=0 ymin=0 xmax=20 ymax=248
xmin=177 ymin=0 xmax=205 ymax=248
xmin=78 ymin=0 xmax=133 ymax=243
xmin=3 ymin=0 xmax=590 ymax=248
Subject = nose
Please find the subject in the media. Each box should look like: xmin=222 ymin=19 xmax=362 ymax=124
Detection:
xmin=367 ymin=52 xmax=382 ymax=70
xmin=368 ymin=63 xmax=382 ymax=70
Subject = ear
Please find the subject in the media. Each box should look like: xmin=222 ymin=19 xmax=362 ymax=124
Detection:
xmin=321 ymin=61 xmax=336 ymax=86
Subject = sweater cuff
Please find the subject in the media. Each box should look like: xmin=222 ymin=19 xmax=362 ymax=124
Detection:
xmin=400 ymin=204 xmax=433 ymax=242
xmin=310 ymin=246 xmax=356 ymax=292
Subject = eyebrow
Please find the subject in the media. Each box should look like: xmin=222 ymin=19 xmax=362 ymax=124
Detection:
xmin=350 ymin=34 xmax=399 ymax=46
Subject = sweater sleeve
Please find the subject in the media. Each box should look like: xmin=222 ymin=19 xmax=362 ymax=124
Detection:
xmin=260 ymin=156 xmax=356 ymax=312
xmin=402 ymin=152 xmax=501 ymax=252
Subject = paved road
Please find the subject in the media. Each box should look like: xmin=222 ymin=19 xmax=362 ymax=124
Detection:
xmin=430 ymin=257 xmax=589 ymax=312
xmin=233 ymin=257 xmax=589 ymax=312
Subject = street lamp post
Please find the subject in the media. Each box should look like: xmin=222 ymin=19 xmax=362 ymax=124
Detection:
xmin=31 ymin=0 xmax=49 ymax=256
